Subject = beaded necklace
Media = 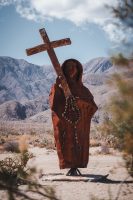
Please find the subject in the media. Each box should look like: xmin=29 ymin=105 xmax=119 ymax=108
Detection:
xmin=62 ymin=95 xmax=81 ymax=148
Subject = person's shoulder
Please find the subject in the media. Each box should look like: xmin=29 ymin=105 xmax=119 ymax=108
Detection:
xmin=81 ymin=84 xmax=92 ymax=93
xmin=50 ymin=83 xmax=64 ymax=96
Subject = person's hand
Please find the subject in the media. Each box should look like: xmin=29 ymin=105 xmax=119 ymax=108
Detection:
xmin=56 ymin=76 xmax=61 ymax=86
xmin=55 ymin=76 xmax=63 ymax=89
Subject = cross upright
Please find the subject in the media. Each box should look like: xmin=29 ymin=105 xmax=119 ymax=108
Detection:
xmin=26 ymin=28 xmax=72 ymax=97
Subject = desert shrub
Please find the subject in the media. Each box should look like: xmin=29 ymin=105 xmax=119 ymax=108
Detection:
xmin=18 ymin=135 xmax=29 ymax=153
xmin=0 ymin=151 xmax=59 ymax=200
xmin=99 ymin=67 xmax=133 ymax=175
xmin=97 ymin=117 xmax=121 ymax=149
xmin=0 ymin=138 xmax=6 ymax=144
xmin=109 ymin=70 xmax=133 ymax=174
xmin=100 ymin=142 xmax=110 ymax=154
xmin=39 ymin=138 xmax=55 ymax=149
xmin=90 ymin=139 xmax=101 ymax=147
xmin=46 ymin=129 xmax=54 ymax=135
xmin=3 ymin=141 xmax=20 ymax=153
xmin=98 ymin=0 xmax=133 ymax=176
xmin=30 ymin=130 xmax=37 ymax=135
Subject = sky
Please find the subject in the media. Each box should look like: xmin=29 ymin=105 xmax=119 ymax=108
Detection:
xmin=0 ymin=0 xmax=131 ymax=66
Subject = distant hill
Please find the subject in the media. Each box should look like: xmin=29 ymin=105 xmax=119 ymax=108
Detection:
xmin=0 ymin=56 xmax=114 ymax=121
xmin=84 ymin=57 xmax=112 ymax=73
xmin=0 ymin=95 xmax=49 ymax=121
xmin=0 ymin=56 xmax=55 ymax=104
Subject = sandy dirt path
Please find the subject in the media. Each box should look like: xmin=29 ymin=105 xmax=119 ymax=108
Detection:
xmin=25 ymin=147 xmax=133 ymax=200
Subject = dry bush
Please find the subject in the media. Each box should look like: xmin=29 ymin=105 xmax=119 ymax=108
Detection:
xmin=27 ymin=129 xmax=55 ymax=149
xmin=30 ymin=133 xmax=55 ymax=150
xmin=39 ymin=137 xmax=55 ymax=149
xmin=90 ymin=139 xmax=101 ymax=147
xmin=2 ymin=135 xmax=29 ymax=153
xmin=99 ymin=0 xmax=133 ymax=177
xmin=18 ymin=135 xmax=29 ymax=153
xmin=0 ymin=121 xmax=47 ymax=136
xmin=97 ymin=119 xmax=121 ymax=149
xmin=46 ymin=129 xmax=54 ymax=135
xmin=0 ymin=151 xmax=59 ymax=200
xmin=0 ymin=134 xmax=58 ymax=200
xmin=0 ymin=138 xmax=6 ymax=144
xmin=100 ymin=142 xmax=110 ymax=154
xmin=98 ymin=64 xmax=133 ymax=175
xmin=3 ymin=141 xmax=20 ymax=153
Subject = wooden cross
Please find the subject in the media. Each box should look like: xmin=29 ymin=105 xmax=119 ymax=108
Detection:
xmin=26 ymin=28 xmax=81 ymax=123
xmin=26 ymin=28 xmax=71 ymax=97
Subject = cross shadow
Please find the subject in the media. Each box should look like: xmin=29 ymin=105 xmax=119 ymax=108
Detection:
xmin=41 ymin=173 xmax=133 ymax=184
xmin=81 ymin=174 xmax=133 ymax=184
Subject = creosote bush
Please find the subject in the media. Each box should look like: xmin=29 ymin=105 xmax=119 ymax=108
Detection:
xmin=100 ymin=62 xmax=133 ymax=176
xmin=0 ymin=152 xmax=59 ymax=200
xmin=0 ymin=135 xmax=59 ymax=200
xmin=4 ymin=141 xmax=20 ymax=153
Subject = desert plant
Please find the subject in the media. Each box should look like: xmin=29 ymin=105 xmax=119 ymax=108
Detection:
xmin=18 ymin=135 xmax=29 ymax=153
xmin=101 ymin=0 xmax=133 ymax=176
xmin=0 ymin=134 xmax=59 ymax=200
xmin=98 ymin=64 xmax=133 ymax=175
xmin=3 ymin=141 xmax=20 ymax=153
xmin=39 ymin=137 xmax=55 ymax=149
xmin=109 ymin=71 xmax=133 ymax=175
xmin=0 ymin=151 xmax=59 ymax=200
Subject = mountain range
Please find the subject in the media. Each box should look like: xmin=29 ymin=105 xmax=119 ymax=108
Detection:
xmin=0 ymin=56 xmax=114 ymax=122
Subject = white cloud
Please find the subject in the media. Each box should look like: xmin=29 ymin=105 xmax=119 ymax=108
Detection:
xmin=0 ymin=0 xmax=133 ymax=55
xmin=0 ymin=0 xmax=117 ymax=24
xmin=0 ymin=0 xmax=17 ymax=6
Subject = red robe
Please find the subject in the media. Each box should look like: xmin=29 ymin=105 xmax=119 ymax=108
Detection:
xmin=49 ymin=59 xmax=98 ymax=169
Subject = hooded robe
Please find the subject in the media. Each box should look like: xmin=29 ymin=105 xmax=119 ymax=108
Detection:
xmin=49 ymin=59 xmax=98 ymax=169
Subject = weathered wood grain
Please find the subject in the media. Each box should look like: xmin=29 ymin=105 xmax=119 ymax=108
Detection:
xmin=26 ymin=38 xmax=71 ymax=56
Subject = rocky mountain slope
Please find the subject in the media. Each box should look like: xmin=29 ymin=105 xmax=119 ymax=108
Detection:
xmin=0 ymin=56 xmax=114 ymax=121
xmin=0 ymin=56 xmax=55 ymax=104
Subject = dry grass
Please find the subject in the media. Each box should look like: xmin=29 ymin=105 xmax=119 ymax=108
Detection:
xmin=90 ymin=138 xmax=101 ymax=147
xmin=3 ymin=141 xmax=19 ymax=153
xmin=0 ymin=121 xmax=47 ymax=135
xmin=0 ymin=122 xmax=55 ymax=152
xmin=19 ymin=135 xmax=29 ymax=153
xmin=0 ymin=121 xmax=119 ymax=152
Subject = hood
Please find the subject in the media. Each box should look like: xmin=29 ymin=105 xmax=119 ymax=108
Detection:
xmin=61 ymin=59 xmax=83 ymax=83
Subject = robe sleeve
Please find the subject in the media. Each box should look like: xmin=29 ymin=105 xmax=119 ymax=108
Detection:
xmin=49 ymin=83 xmax=65 ymax=119
xmin=81 ymin=85 xmax=98 ymax=116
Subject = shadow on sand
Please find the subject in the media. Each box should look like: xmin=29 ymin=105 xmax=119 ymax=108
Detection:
xmin=41 ymin=173 xmax=133 ymax=184
xmin=81 ymin=174 xmax=133 ymax=184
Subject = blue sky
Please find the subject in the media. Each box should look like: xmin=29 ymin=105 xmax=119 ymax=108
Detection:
xmin=0 ymin=0 xmax=129 ymax=66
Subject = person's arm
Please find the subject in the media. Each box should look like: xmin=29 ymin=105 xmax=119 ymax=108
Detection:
xmin=49 ymin=78 xmax=65 ymax=118
xmin=81 ymin=85 xmax=98 ymax=115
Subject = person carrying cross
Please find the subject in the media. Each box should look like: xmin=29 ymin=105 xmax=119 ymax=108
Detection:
xmin=26 ymin=28 xmax=97 ymax=176
xmin=49 ymin=58 xmax=98 ymax=176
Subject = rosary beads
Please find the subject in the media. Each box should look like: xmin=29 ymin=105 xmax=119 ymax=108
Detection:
xmin=62 ymin=95 xmax=80 ymax=124
xmin=62 ymin=95 xmax=81 ymax=146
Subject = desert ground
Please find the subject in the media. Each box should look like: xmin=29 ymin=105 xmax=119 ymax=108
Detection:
xmin=0 ymin=143 xmax=133 ymax=200
xmin=0 ymin=121 xmax=133 ymax=200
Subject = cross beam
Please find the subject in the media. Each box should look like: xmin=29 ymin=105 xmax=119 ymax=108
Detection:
xmin=26 ymin=38 xmax=71 ymax=56
xmin=26 ymin=28 xmax=72 ymax=97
